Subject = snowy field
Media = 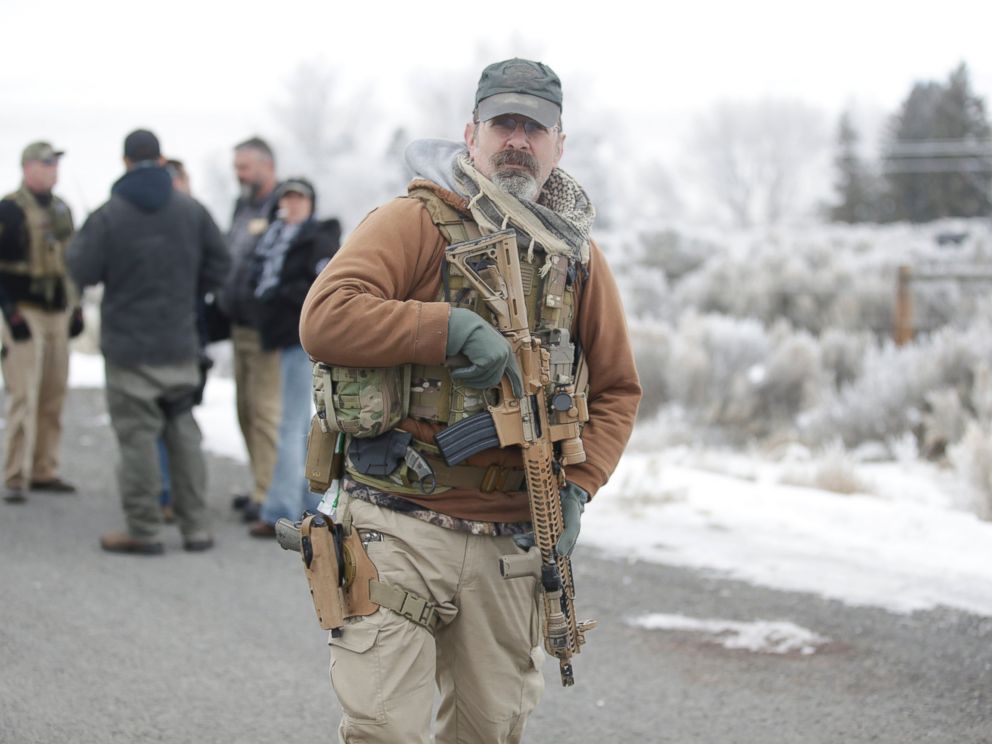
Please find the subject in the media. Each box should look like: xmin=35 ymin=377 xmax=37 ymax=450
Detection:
xmin=65 ymin=350 xmax=992 ymax=627
xmin=589 ymin=441 xmax=992 ymax=616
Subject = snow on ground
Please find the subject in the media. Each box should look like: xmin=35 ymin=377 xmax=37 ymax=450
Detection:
xmin=67 ymin=349 xmax=248 ymax=463
xmin=627 ymin=614 xmax=830 ymax=655
xmin=66 ymin=350 xmax=105 ymax=388
xmin=586 ymin=449 xmax=992 ymax=617
xmin=65 ymin=352 xmax=992 ymax=618
xmin=195 ymin=376 xmax=248 ymax=463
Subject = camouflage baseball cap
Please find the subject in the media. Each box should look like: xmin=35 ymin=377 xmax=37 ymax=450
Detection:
xmin=21 ymin=141 xmax=65 ymax=165
xmin=475 ymin=58 xmax=562 ymax=128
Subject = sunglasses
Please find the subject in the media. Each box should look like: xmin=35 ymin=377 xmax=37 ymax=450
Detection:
xmin=485 ymin=115 xmax=557 ymax=139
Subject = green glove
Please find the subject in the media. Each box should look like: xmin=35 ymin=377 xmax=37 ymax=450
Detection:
xmin=446 ymin=307 xmax=523 ymax=397
xmin=556 ymin=482 xmax=588 ymax=557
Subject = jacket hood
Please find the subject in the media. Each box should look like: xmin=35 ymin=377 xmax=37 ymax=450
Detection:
xmin=404 ymin=139 xmax=465 ymax=194
xmin=111 ymin=164 xmax=173 ymax=213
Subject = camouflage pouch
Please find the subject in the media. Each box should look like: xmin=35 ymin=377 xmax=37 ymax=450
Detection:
xmin=313 ymin=363 xmax=411 ymax=439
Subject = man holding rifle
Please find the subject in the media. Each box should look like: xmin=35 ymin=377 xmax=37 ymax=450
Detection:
xmin=299 ymin=58 xmax=640 ymax=743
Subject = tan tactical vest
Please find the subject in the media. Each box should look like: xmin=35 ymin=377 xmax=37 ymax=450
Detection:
xmin=0 ymin=187 xmax=74 ymax=280
xmin=339 ymin=186 xmax=584 ymax=496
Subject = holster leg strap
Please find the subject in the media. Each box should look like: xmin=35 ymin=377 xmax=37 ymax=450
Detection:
xmin=369 ymin=580 xmax=440 ymax=635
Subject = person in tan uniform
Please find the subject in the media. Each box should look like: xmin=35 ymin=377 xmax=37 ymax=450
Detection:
xmin=299 ymin=59 xmax=641 ymax=743
xmin=0 ymin=142 xmax=83 ymax=504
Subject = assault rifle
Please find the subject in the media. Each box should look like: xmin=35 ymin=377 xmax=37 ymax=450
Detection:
xmin=435 ymin=229 xmax=595 ymax=687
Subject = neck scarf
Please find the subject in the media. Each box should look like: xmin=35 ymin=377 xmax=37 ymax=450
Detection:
xmin=253 ymin=220 xmax=303 ymax=299
xmin=452 ymin=153 xmax=594 ymax=270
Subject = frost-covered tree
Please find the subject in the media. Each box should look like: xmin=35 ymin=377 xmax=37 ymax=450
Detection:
xmin=199 ymin=149 xmax=239 ymax=231
xmin=830 ymin=111 xmax=878 ymax=223
xmin=882 ymin=62 xmax=992 ymax=222
xmin=691 ymin=99 xmax=828 ymax=227
xmin=802 ymin=318 xmax=992 ymax=448
xmin=271 ymin=62 xmax=396 ymax=230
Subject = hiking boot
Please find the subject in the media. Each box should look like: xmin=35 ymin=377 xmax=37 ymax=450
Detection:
xmin=3 ymin=488 xmax=26 ymax=504
xmin=183 ymin=536 xmax=215 ymax=552
xmin=99 ymin=532 xmax=164 ymax=556
xmin=248 ymin=521 xmax=277 ymax=538
xmin=30 ymin=478 xmax=77 ymax=493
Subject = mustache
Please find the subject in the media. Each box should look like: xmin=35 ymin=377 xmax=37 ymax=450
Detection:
xmin=491 ymin=149 xmax=539 ymax=177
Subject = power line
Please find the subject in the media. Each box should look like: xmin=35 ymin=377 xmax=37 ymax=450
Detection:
xmin=884 ymin=140 xmax=992 ymax=157
xmin=881 ymin=158 xmax=991 ymax=175
xmin=879 ymin=140 xmax=992 ymax=208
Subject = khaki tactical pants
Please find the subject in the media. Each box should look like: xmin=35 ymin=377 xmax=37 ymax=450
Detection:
xmin=231 ymin=324 xmax=281 ymax=503
xmin=1 ymin=305 xmax=70 ymax=487
xmin=104 ymin=361 xmax=209 ymax=540
xmin=330 ymin=499 xmax=545 ymax=744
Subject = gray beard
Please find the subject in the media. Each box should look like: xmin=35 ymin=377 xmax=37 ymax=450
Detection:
xmin=238 ymin=182 xmax=261 ymax=201
xmin=492 ymin=170 xmax=539 ymax=201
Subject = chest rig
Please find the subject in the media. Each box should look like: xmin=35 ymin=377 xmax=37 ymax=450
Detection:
xmin=406 ymin=187 xmax=582 ymax=429
xmin=0 ymin=187 xmax=73 ymax=278
xmin=335 ymin=187 xmax=585 ymax=497
xmin=0 ymin=188 xmax=74 ymax=310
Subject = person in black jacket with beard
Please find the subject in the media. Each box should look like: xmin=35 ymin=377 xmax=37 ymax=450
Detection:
xmin=247 ymin=178 xmax=340 ymax=537
xmin=67 ymin=129 xmax=230 ymax=555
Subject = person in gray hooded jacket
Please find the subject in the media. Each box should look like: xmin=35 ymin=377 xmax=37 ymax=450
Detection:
xmin=67 ymin=129 xmax=230 ymax=555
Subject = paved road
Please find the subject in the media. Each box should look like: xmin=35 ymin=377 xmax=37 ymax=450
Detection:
xmin=1 ymin=388 xmax=990 ymax=743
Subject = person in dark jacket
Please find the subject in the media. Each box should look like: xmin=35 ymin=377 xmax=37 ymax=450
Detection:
xmin=67 ymin=129 xmax=230 ymax=555
xmin=247 ymin=177 xmax=340 ymax=537
xmin=223 ymin=137 xmax=282 ymax=522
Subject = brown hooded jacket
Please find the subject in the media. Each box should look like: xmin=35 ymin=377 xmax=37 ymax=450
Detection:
xmin=300 ymin=181 xmax=641 ymax=523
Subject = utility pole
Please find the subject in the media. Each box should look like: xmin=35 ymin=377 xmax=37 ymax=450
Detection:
xmin=894 ymin=266 xmax=913 ymax=346
xmin=893 ymin=264 xmax=992 ymax=345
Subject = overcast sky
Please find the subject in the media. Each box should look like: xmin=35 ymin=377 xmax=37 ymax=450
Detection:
xmin=2 ymin=0 xmax=990 ymax=225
